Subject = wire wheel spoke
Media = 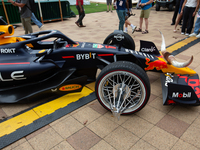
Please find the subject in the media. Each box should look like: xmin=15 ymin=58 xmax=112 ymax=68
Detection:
xmin=96 ymin=61 xmax=150 ymax=119
xmin=101 ymin=72 xmax=143 ymax=114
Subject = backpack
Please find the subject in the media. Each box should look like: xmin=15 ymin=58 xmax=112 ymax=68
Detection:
xmin=26 ymin=0 xmax=36 ymax=13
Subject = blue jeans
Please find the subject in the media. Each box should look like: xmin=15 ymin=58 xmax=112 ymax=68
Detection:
xmin=31 ymin=13 xmax=43 ymax=28
xmin=194 ymin=9 xmax=200 ymax=34
xmin=116 ymin=9 xmax=126 ymax=31
xmin=194 ymin=17 xmax=200 ymax=34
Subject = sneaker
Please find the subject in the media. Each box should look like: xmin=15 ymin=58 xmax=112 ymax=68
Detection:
xmin=123 ymin=30 xmax=128 ymax=33
xmin=132 ymin=25 xmax=137 ymax=34
xmin=171 ymin=22 xmax=175 ymax=25
xmin=185 ymin=33 xmax=189 ymax=36
xmin=196 ymin=34 xmax=200 ymax=38
xmin=39 ymin=24 xmax=44 ymax=29
xmin=181 ymin=32 xmax=185 ymax=35
xmin=189 ymin=33 xmax=197 ymax=37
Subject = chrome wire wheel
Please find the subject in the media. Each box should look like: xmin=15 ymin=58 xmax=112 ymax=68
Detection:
xmin=96 ymin=61 xmax=150 ymax=116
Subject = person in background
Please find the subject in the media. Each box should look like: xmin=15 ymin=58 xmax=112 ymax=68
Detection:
xmin=180 ymin=0 xmax=199 ymax=35
xmin=113 ymin=0 xmax=129 ymax=31
xmin=124 ymin=0 xmax=137 ymax=33
xmin=173 ymin=0 xmax=184 ymax=32
xmin=107 ymin=0 xmax=113 ymax=12
xmin=135 ymin=0 xmax=153 ymax=34
xmin=31 ymin=13 xmax=44 ymax=29
xmin=75 ymin=0 xmax=86 ymax=27
xmin=189 ymin=8 xmax=200 ymax=38
xmin=8 ymin=0 xmax=33 ymax=34
xmin=171 ymin=0 xmax=182 ymax=25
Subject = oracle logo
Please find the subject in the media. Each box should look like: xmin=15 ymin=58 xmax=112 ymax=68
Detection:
xmin=0 ymin=71 xmax=26 ymax=81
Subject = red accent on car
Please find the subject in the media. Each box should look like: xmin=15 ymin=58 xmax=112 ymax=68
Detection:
xmin=105 ymin=45 xmax=116 ymax=49
xmin=0 ymin=62 xmax=30 ymax=65
xmin=62 ymin=56 xmax=75 ymax=59
xmin=97 ymin=54 xmax=114 ymax=56
xmin=167 ymin=100 xmax=176 ymax=104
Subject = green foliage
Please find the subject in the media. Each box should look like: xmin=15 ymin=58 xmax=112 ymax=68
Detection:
xmin=70 ymin=3 xmax=108 ymax=15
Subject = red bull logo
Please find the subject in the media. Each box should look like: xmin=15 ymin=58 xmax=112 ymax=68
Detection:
xmin=145 ymin=58 xmax=168 ymax=71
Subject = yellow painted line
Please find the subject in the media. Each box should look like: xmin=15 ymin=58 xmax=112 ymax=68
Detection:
xmin=33 ymin=86 xmax=93 ymax=117
xmin=166 ymin=36 xmax=197 ymax=53
xmin=0 ymin=110 xmax=40 ymax=137
xmin=0 ymin=86 xmax=94 ymax=137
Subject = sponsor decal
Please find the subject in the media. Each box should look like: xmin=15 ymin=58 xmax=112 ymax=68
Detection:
xmin=93 ymin=44 xmax=104 ymax=48
xmin=165 ymin=73 xmax=173 ymax=87
xmin=125 ymin=49 xmax=154 ymax=59
xmin=141 ymin=46 xmax=156 ymax=53
xmin=76 ymin=52 xmax=96 ymax=60
xmin=59 ymin=84 xmax=82 ymax=91
xmin=0 ymin=70 xmax=26 ymax=81
xmin=145 ymin=58 xmax=168 ymax=71
xmin=178 ymin=75 xmax=200 ymax=98
xmin=105 ymin=45 xmax=116 ymax=49
xmin=114 ymin=34 xmax=124 ymax=41
xmin=188 ymin=79 xmax=200 ymax=98
xmin=38 ymin=49 xmax=46 ymax=53
xmin=172 ymin=92 xmax=191 ymax=98
xmin=1 ymin=48 xmax=15 ymax=53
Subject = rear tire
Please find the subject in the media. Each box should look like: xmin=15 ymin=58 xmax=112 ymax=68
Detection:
xmin=95 ymin=61 xmax=150 ymax=114
xmin=103 ymin=31 xmax=135 ymax=50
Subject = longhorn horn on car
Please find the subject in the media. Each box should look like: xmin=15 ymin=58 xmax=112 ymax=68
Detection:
xmin=159 ymin=30 xmax=193 ymax=68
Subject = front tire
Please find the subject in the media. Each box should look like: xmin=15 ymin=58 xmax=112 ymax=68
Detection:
xmin=95 ymin=61 xmax=150 ymax=115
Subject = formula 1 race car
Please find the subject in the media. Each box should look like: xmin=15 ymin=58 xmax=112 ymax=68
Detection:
xmin=0 ymin=18 xmax=199 ymax=119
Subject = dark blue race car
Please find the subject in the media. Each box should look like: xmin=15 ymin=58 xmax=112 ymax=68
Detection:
xmin=0 ymin=17 xmax=199 ymax=119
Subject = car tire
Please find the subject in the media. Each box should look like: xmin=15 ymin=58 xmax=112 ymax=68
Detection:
xmin=169 ymin=4 xmax=173 ymax=11
xmin=156 ymin=3 xmax=160 ymax=11
xmin=103 ymin=31 xmax=135 ymax=50
xmin=95 ymin=61 xmax=150 ymax=115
